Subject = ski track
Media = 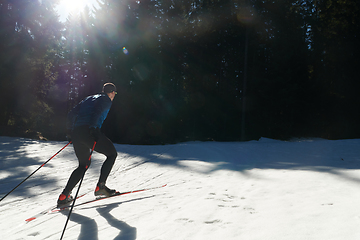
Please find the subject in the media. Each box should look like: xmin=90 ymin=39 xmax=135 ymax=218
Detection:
xmin=1 ymin=136 xmax=360 ymax=239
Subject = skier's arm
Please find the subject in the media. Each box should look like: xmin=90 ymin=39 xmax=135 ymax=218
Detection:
xmin=66 ymin=104 xmax=80 ymax=131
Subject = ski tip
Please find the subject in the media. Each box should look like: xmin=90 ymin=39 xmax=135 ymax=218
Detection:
xmin=25 ymin=217 xmax=36 ymax=222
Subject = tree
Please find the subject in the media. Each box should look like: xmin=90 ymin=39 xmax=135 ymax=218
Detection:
xmin=0 ymin=0 xmax=62 ymax=137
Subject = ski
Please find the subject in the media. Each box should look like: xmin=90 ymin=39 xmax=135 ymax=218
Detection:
xmin=25 ymin=184 xmax=166 ymax=222
xmin=50 ymin=184 xmax=167 ymax=213
xmin=25 ymin=192 xmax=88 ymax=223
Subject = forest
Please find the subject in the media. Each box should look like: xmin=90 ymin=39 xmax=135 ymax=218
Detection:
xmin=0 ymin=0 xmax=359 ymax=144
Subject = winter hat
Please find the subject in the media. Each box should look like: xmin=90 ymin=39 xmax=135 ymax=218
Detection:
xmin=103 ymin=83 xmax=117 ymax=93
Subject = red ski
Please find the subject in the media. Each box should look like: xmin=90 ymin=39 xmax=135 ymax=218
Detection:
xmin=25 ymin=184 xmax=166 ymax=222
xmin=50 ymin=184 xmax=167 ymax=213
xmin=25 ymin=193 xmax=87 ymax=222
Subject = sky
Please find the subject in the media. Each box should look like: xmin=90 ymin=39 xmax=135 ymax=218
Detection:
xmin=2 ymin=136 xmax=360 ymax=239
xmin=56 ymin=0 xmax=100 ymax=22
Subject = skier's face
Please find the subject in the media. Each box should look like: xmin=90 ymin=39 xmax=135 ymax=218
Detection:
xmin=109 ymin=91 xmax=116 ymax=101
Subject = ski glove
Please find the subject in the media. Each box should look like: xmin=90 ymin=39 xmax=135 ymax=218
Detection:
xmin=89 ymin=127 xmax=101 ymax=142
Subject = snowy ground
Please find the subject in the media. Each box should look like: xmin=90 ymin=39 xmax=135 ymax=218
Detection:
xmin=1 ymin=136 xmax=360 ymax=240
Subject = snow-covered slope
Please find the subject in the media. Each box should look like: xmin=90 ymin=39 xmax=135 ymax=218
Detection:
xmin=1 ymin=136 xmax=360 ymax=240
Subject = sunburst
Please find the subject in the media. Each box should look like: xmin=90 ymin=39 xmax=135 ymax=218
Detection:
xmin=57 ymin=0 xmax=99 ymax=21
xmin=61 ymin=0 xmax=86 ymax=11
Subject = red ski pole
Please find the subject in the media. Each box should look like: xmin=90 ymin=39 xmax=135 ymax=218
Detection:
xmin=0 ymin=141 xmax=72 ymax=202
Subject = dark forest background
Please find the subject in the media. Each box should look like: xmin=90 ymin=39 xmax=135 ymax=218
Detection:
xmin=0 ymin=0 xmax=359 ymax=144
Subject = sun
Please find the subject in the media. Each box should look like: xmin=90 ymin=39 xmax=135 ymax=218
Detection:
xmin=57 ymin=0 xmax=99 ymax=21
xmin=60 ymin=0 xmax=87 ymax=12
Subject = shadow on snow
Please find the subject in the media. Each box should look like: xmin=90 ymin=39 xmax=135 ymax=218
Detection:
xmin=0 ymin=137 xmax=60 ymax=198
xmin=59 ymin=196 xmax=154 ymax=240
xmin=113 ymin=138 xmax=360 ymax=184
xmin=2 ymin=136 xmax=360 ymax=199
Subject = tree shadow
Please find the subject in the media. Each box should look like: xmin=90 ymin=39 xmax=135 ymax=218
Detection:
xmin=113 ymin=138 xmax=360 ymax=184
xmin=0 ymin=137 xmax=59 ymax=199
xmin=3 ymin=136 xmax=360 ymax=200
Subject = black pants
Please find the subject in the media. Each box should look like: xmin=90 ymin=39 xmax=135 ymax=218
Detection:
xmin=63 ymin=126 xmax=117 ymax=194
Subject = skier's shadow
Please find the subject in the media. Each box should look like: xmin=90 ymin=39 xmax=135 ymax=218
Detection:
xmin=61 ymin=204 xmax=136 ymax=240
xmin=96 ymin=203 xmax=137 ymax=240
xmin=61 ymin=211 xmax=99 ymax=240
xmin=61 ymin=199 xmax=142 ymax=240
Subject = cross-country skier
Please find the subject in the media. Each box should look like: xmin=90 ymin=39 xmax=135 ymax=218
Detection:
xmin=57 ymin=83 xmax=118 ymax=207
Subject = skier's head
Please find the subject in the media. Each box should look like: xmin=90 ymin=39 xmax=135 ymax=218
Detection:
xmin=103 ymin=83 xmax=117 ymax=93
xmin=103 ymin=83 xmax=117 ymax=101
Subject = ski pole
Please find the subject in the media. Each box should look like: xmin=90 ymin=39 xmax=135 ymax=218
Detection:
xmin=0 ymin=141 xmax=72 ymax=202
xmin=60 ymin=141 xmax=96 ymax=240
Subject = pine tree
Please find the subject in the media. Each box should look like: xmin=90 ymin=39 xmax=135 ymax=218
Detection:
xmin=0 ymin=0 xmax=62 ymax=137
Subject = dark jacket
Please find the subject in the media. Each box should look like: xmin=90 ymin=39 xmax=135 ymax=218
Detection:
xmin=67 ymin=93 xmax=112 ymax=131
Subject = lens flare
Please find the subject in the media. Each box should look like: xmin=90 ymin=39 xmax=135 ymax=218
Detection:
xmin=122 ymin=47 xmax=129 ymax=55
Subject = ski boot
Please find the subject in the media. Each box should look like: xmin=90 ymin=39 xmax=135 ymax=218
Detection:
xmin=57 ymin=191 xmax=74 ymax=207
xmin=94 ymin=182 xmax=117 ymax=197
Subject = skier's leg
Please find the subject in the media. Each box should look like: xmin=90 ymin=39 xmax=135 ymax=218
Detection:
xmin=93 ymin=133 xmax=117 ymax=185
xmin=62 ymin=140 xmax=92 ymax=194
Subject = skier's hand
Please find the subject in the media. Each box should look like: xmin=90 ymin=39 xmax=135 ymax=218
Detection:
xmin=89 ymin=127 xmax=101 ymax=142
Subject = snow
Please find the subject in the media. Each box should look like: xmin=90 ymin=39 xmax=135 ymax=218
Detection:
xmin=1 ymin=136 xmax=360 ymax=239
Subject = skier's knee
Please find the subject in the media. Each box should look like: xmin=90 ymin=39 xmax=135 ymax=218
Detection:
xmin=108 ymin=150 xmax=117 ymax=161
xmin=79 ymin=162 xmax=91 ymax=171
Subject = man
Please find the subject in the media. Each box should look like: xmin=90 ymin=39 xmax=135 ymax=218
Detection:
xmin=57 ymin=83 xmax=118 ymax=207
